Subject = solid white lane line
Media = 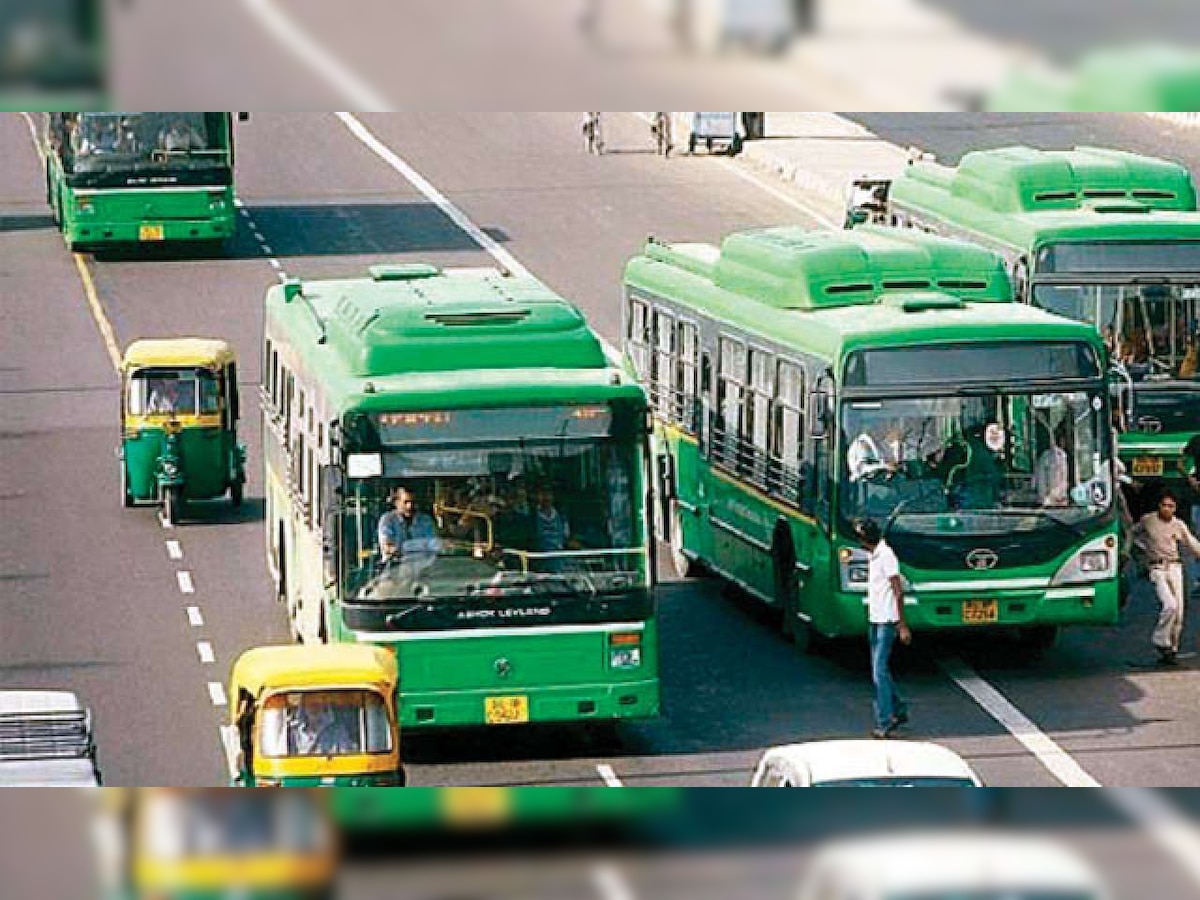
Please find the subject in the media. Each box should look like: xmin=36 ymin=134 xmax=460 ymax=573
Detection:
xmin=241 ymin=0 xmax=393 ymax=110
xmin=187 ymin=606 xmax=205 ymax=628
xmin=335 ymin=112 xmax=624 ymax=367
xmin=593 ymin=864 xmax=636 ymax=900
xmin=177 ymin=571 xmax=196 ymax=595
xmin=166 ymin=540 xmax=183 ymax=560
xmin=940 ymin=657 xmax=1102 ymax=787
xmin=1108 ymin=789 xmax=1200 ymax=887
xmin=197 ymin=642 xmax=216 ymax=665
xmin=335 ymin=113 xmax=529 ymax=278
xmin=596 ymin=763 xmax=625 ymax=787
xmin=208 ymin=682 xmax=228 ymax=707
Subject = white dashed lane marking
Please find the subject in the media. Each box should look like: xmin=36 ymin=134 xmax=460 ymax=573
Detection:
xmin=208 ymin=682 xmax=228 ymax=708
xmin=177 ymin=571 xmax=196 ymax=595
xmin=197 ymin=642 xmax=216 ymax=665
xmin=166 ymin=540 xmax=183 ymax=560
xmin=187 ymin=607 xmax=205 ymax=628
xmin=596 ymin=764 xmax=624 ymax=787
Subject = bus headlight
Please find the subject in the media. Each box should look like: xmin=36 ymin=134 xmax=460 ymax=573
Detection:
xmin=1051 ymin=538 xmax=1115 ymax=586
xmin=77 ymin=199 xmax=94 ymax=215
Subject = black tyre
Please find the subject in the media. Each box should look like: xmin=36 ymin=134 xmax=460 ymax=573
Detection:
xmin=775 ymin=543 xmax=798 ymax=642
xmin=164 ymin=486 xmax=183 ymax=525
xmin=230 ymin=479 xmax=244 ymax=508
xmin=276 ymin=524 xmax=288 ymax=603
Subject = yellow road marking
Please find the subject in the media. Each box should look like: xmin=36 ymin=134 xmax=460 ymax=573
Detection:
xmin=72 ymin=253 xmax=122 ymax=372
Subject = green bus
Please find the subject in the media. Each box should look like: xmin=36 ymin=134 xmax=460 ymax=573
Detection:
xmin=626 ymin=226 xmax=1121 ymax=650
xmin=41 ymin=112 xmax=243 ymax=251
xmin=262 ymin=264 xmax=659 ymax=729
xmin=853 ymin=146 xmax=1200 ymax=500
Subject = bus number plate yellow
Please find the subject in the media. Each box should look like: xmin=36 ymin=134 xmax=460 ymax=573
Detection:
xmin=139 ymin=224 xmax=165 ymax=242
xmin=442 ymin=788 xmax=511 ymax=826
xmin=963 ymin=600 xmax=999 ymax=625
xmin=485 ymin=696 xmax=529 ymax=725
xmin=1132 ymin=457 xmax=1163 ymax=477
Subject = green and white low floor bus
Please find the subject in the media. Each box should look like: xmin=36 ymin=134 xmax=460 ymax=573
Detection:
xmin=41 ymin=111 xmax=244 ymax=251
xmin=261 ymin=264 xmax=659 ymax=729
xmin=625 ymin=226 xmax=1121 ymax=651
xmin=850 ymin=146 xmax=1200 ymax=504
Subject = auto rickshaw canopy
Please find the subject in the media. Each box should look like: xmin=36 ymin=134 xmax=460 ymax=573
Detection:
xmin=231 ymin=645 xmax=398 ymax=700
xmin=122 ymin=338 xmax=237 ymax=373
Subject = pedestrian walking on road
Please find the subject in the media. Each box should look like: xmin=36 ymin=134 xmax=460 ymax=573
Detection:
xmin=582 ymin=113 xmax=604 ymax=155
xmin=1132 ymin=489 xmax=1200 ymax=666
xmin=652 ymin=112 xmax=674 ymax=157
xmin=854 ymin=519 xmax=911 ymax=738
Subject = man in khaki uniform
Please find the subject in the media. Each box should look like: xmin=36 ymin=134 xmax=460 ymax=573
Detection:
xmin=1132 ymin=490 xmax=1200 ymax=666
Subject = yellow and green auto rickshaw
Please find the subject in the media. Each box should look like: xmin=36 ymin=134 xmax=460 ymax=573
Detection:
xmin=96 ymin=788 xmax=338 ymax=900
xmin=228 ymin=645 xmax=404 ymax=788
xmin=119 ymin=338 xmax=246 ymax=524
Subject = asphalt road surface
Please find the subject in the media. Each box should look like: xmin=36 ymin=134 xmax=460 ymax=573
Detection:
xmin=3 ymin=112 xmax=1200 ymax=790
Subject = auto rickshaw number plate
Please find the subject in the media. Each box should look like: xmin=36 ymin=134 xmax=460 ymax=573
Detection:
xmin=139 ymin=224 xmax=165 ymax=241
xmin=485 ymin=695 xmax=529 ymax=725
xmin=962 ymin=600 xmax=999 ymax=625
xmin=1132 ymin=456 xmax=1164 ymax=477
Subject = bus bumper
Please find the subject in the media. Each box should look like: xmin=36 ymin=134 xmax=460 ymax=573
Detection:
xmin=64 ymin=213 xmax=236 ymax=247
xmin=830 ymin=581 xmax=1121 ymax=635
xmin=398 ymin=679 xmax=661 ymax=729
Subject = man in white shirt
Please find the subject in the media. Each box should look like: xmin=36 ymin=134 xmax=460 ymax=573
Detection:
xmin=855 ymin=519 xmax=912 ymax=738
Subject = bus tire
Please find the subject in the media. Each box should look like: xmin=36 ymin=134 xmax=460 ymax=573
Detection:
xmin=669 ymin=501 xmax=698 ymax=579
xmin=773 ymin=530 xmax=799 ymax=642
xmin=164 ymin=486 xmax=183 ymax=525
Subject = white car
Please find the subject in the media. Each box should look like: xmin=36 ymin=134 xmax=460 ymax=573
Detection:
xmin=796 ymin=834 xmax=1110 ymax=900
xmin=751 ymin=740 xmax=983 ymax=787
xmin=0 ymin=690 xmax=101 ymax=786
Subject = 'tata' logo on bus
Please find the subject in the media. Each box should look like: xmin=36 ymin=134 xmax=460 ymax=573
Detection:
xmin=966 ymin=549 xmax=999 ymax=572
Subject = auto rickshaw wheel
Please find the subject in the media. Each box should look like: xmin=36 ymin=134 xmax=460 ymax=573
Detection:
xmin=164 ymin=486 xmax=184 ymax=525
xmin=230 ymin=479 xmax=244 ymax=508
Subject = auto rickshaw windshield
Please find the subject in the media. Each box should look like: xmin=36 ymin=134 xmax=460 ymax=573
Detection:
xmin=139 ymin=791 xmax=331 ymax=859
xmin=128 ymin=368 xmax=220 ymax=417
xmin=258 ymin=690 xmax=393 ymax=759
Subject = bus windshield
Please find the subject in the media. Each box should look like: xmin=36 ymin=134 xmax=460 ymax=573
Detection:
xmin=64 ymin=113 xmax=229 ymax=178
xmin=342 ymin=439 xmax=644 ymax=606
xmin=839 ymin=389 xmax=1112 ymax=534
xmin=1032 ymin=282 xmax=1200 ymax=382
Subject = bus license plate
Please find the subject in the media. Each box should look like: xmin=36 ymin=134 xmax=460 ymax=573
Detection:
xmin=442 ymin=788 xmax=511 ymax=826
xmin=139 ymin=224 xmax=165 ymax=242
xmin=485 ymin=696 xmax=529 ymax=725
xmin=1132 ymin=456 xmax=1164 ymax=477
xmin=963 ymin=600 xmax=999 ymax=625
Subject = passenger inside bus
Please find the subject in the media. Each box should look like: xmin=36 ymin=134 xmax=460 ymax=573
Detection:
xmin=1035 ymin=425 xmax=1071 ymax=508
xmin=377 ymin=486 xmax=441 ymax=563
